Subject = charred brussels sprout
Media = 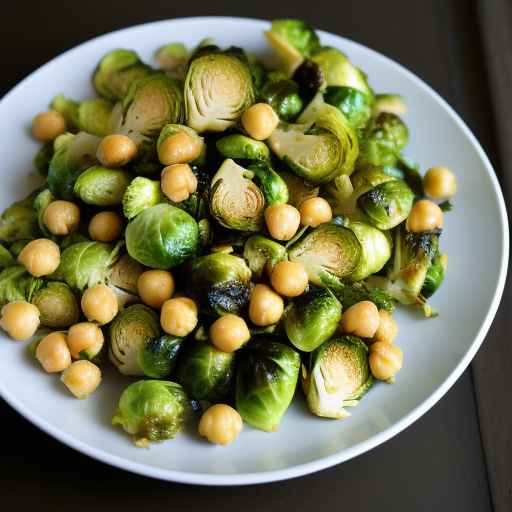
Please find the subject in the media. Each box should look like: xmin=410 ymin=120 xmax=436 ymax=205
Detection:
xmin=189 ymin=252 xmax=252 ymax=315
xmin=243 ymin=235 xmax=287 ymax=279
xmin=109 ymin=304 xmax=160 ymax=376
xmin=216 ymin=134 xmax=270 ymax=161
xmin=302 ymin=336 xmax=373 ymax=418
xmin=138 ymin=334 xmax=184 ymax=379
xmin=283 ymin=288 xmax=342 ymax=352
xmin=122 ymin=177 xmax=164 ymax=219
xmin=0 ymin=193 xmax=40 ymax=242
xmin=185 ymin=49 xmax=254 ymax=133
xmin=74 ymin=166 xmax=131 ymax=206
xmin=155 ymin=43 xmax=189 ymax=80
xmin=324 ymin=86 xmax=372 ymax=133
xmin=260 ymin=79 xmax=303 ymax=121
xmin=125 ymin=204 xmax=199 ymax=269
xmin=112 ymin=380 xmax=193 ymax=444
xmin=0 ymin=265 xmax=44 ymax=306
xmin=236 ymin=336 xmax=301 ymax=432
xmin=249 ymin=161 xmax=289 ymax=205
xmin=292 ymin=59 xmax=325 ymax=93
xmin=31 ymin=281 xmax=79 ymax=328
xmin=421 ymin=252 xmax=447 ymax=299
xmin=176 ymin=340 xmax=235 ymax=402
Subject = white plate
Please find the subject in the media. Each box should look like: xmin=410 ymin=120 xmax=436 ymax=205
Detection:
xmin=0 ymin=17 xmax=508 ymax=486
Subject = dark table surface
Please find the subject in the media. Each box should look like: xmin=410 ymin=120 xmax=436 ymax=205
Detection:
xmin=1 ymin=1 xmax=509 ymax=510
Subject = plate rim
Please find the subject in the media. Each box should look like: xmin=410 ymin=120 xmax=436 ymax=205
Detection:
xmin=0 ymin=16 xmax=508 ymax=486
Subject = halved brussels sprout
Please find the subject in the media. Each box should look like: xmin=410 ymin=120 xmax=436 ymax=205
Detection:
xmin=77 ymin=98 xmax=114 ymax=137
xmin=138 ymin=334 xmax=184 ymax=379
xmin=373 ymin=94 xmax=407 ymax=116
xmin=0 ymin=192 xmax=40 ymax=242
xmin=268 ymin=104 xmax=358 ymax=184
xmin=288 ymin=223 xmax=361 ymax=286
xmin=109 ymin=303 xmax=160 ymax=376
xmin=302 ymin=336 xmax=373 ymax=418
xmin=189 ymin=252 xmax=252 ymax=315
xmin=51 ymin=94 xmax=79 ymax=130
xmin=176 ymin=339 xmax=235 ymax=402
xmin=243 ymin=235 xmax=287 ymax=279
xmin=0 ymin=244 xmax=15 ymax=270
xmin=324 ymin=86 xmax=372 ymax=133
xmin=0 ymin=265 xmax=44 ymax=306
xmin=284 ymin=288 xmax=342 ymax=352
xmin=279 ymin=169 xmax=319 ymax=207
xmin=125 ymin=204 xmax=199 ymax=269
xmin=47 ymin=132 xmax=101 ymax=200
xmin=210 ymin=159 xmax=265 ymax=232
xmin=34 ymin=142 xmax=54 ymax=175
xmin=260 ymin=79 xmax=303 ymax=121
xmin=93 ymin=49 xmax=153 ymax=101
xmin=108 ymin=253 xmax=144 ymax=294
xmin=31 ymin=281 xmax=79 ymax=328
xmin=157 ymin=124 xmax=205 ymax=165
xmin=249 ymin=161 xmax=289 ymax=205
xmin=421 ymin=252 xmax=447 ymax=299
xmin=236 ymin=336 xmax=301 ymax=432
xmin=122 ymin=177 xmax=164 ymax=219
xmin=216 ymin=134 xmax=270 ymax=161
xmin=112 ymin=380 xmax=193 ymax=444
xmin=155 ymin=43 xmax=189 ymax=80
xmin=184 ymin=50 xmax=254 ymax=133
xmin=73 ymin=166 xmax=131 ymax=206
xmin=334 ymin=281 xmax=395 ymax=312
xmin=52 ymin=240 xmax=121 ymax=291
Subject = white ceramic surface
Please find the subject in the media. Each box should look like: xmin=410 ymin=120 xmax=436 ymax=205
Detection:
xmin=0 ymin=17 xmax=508 ymax=486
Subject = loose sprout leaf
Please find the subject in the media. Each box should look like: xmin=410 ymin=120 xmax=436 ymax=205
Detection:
xmin=439 ymin=200 xmax=453 ymax=212
xmin=0 ymin=265 xmax=44 ymax=306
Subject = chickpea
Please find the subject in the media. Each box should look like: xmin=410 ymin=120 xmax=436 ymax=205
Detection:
xmin=43 ymin=200 xmax=81 ymax=236
xmin=158 ymin=131 xmax=203 ymax=166
xmin=36 ymin=331 xmax=71 ymax=373
xmin=406 ymin=199 xmax=444 ymax=233
xmin=0 ymin=301 xmax=40 ymax=341
xmin=299 ymin=197 xmax=332 ymax=227
xmin=61 ymin=360 xmax=102 ymax=399
xmin=270 ymin=260 xmax=308 ymax=297
xmin=210 ymin=314 xmax=250 ymax=353
xmin=18 ymin=238 xmax=60 ymax=277
xmin=424 ymin=166 xmax=457 ymax=200
xmin=198 ymin=404 xmax=243 ymax=445
xmin=249 ymin=284 xmax=284 ymax=326
xmin=160 ymin=297 xmax=198 ymax=337
xmin=369 ymin=341 xmax=403 ymax=382
xmin=373 ymin=310 xmax=398 ymax=344
xmin=161 ymin=163 xmax=198 ymax=203
xmin=67 ymin=322 xmax=104 ymax=359
xmin=88 ymin=211 xmax=123 ymax=242
xmin=340 ymin=300 xmax=380 ymax=338
xmin=264 ymin=204 xmax=301 ymax=241
xmin=32 ymin=111 xmax=66 ymax=142
xmin=81 ymin=284 xmax=118 ymax=325
xmin=96 ymin=134 xmax=137 ymax=168
xmin=241 ymin=103 xmax=279 ymax=140
xmin=137 ymin=270 xmax=175 ymax=309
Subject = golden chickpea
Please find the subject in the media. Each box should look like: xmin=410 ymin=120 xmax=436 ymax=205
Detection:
xmin=96 ymin=134 xmax=138 ymax=168
xmin=198 ymin=404 xmax=243 ymax=445
xmin=67 ymin=322 xmax=104 ymax=360
xmin=81 ymin=284 xmax=118 ymax=325
xmin=424 ymin=166 xmax=457 ymax=200
xmin=43 ymin=200 xmax=81 ymax=236
xmin=406 ymin=199 xmax=444 ymax=233
xmin=32 ymin=111 xmax=66 ymax=142
xmin=373 ymin=310 xmax=398 ymax=344
xmin=210 ymin=314 xmax=250 ymax=353
xmin=161 ymin=163 xmax=198 ymax=203
xmin=61 ymin=360 xmax=102 ymax=399
xmin=88 ymin=211 xmax=123 ymax=242
xmin=249 ymin=284 xmax=284 ymax=326
xmin=0 ymin=301 xmax=40 ymax=341
xmin=158 ymin=131 xmax=203 ymax=166
xmin=264 ymin=204 xmax=300 ymax=241
xmin=137 ymin=270 xmax=175 ymax=309
xmin=160 ymin=297 xmax=198 ymax=337
xmin=369 ymin=341 xmax=403 ymax=382
xmin=341 ymin=300 xmax=380 ymax=338
xmin=18 ymin=238 xmax=60 ymax=277
xmin=242 ymin=103 xmax=279 ymax=140
xmin=299 ymin=197 xmax=332 ymax=227
xmin=270 ymin=260 xmax=308 ymax=297
xmin=36 ymin=331 xmax=71 ymax=373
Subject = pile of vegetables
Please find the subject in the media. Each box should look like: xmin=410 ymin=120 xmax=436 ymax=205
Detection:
xmin=0 ymin=19 xmax=457 ymax=447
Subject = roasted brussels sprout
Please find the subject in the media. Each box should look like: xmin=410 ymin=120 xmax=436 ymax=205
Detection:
xmin=334 ymin=281 xmax=395 ymax=312
xmin=292 ymin=59 xmax=324 ymax=93
xmin=109 ymin=303 xmax=160 ymax=376
xmin=249 ymin=161 xmax=289 ymax=205
xmin=155 ymin=43 xmax=189 ymax=80
xmin=185 ymin=49 xmax=254 ymax=132
xmin=421 ymin=252 xmax=447 ymax=299
xmin=283 ymin=288 xmax=342 ymax=352
xmin=216 ymin=134 xmax=270 ymax=161
xmin=279 ymin=169 xmax=319 ymax=207
xmin=0 ymin=192 xmax=40 ymax=242
xmin=260 ymin=79 xmax=303 ymax=121
xmin=74 ymin=166 xmax=131 ymax=206
xmin=50 ymin=94 xmax=79 ymax=130
xmin=108 ymin=253 xmax=144 ymax=294
xmin=236 ymin=336 xmax=300 ymax=432
xmin=268 ymin=104 xmax=358 ymax=183
xmin=112 ymin=380 xmax=194 ymax=444
xmin=324 ymin=86 xmax=372 ymax=133
xmin=122 ymin=177 xmax=164 ymax=219
xmin=243 ymin=235 xmax=287 ymax=279
xmin=302 ymin=336 xmax=373 ymax=418
xmin=373 ymin=94 xmax=406 ymax=116
xmin=189 ymin=252 xmax=252 ymax=315
xmin=31 ymin=281 xmax=80 ymax=328
xmin=138 ymin=334 xmax=184 ymax=379
xmin=209 ymin=159 xmax=265 ymax=232
xmin=0 ymin=244 xmax=15 ymax=270
xmin=93 ymin=49 xmax=152 ymax=101
xmin=77 ymin=98 xmax=114 ymax=137
xmin=125 ymin=204 xmax=199 ymax=269
xmin=0 ymin=265 xmax=44 ymax=307
xmin=176 ymin=339 xmax=235 ymax=402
